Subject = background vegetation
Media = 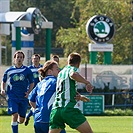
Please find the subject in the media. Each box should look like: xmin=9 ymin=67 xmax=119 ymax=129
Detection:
xmin=0 ymin=107 xmax=133 ymax=116
xmin=1 ymin=0 xmax=133 ymax=65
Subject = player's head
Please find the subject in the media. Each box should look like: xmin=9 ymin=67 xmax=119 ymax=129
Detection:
xmin=32 ymin=54 xmax=41 ymax=66
xmin=38 ymin=60 xmax=60 ymax=79
xmin=67 ymin=53 xmax=81 ymax=68
xmin=13 ymin=50 xmax=25 ymax=65
xmin=51 ymin=55 xmax=59 ymax=64
xmin=14 ymin=50 xmax=25 ymax=58
xmin=32 ymin=54 xmax=41 ymax=60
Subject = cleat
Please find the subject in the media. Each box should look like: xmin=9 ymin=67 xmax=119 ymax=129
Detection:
xmin=24 ymin=117 xmax=30 ymax=126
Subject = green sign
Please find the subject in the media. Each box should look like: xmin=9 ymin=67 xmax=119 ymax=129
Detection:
xmin=83 ymin=95 xmax=104 ymax=115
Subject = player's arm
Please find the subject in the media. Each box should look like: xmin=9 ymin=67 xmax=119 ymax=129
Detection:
xmin=25 ymin=67 xmax=35 ymax=98
xmin=28 ymin=82 xmax=34 ymax=94
xmin=75 ymin=92 xmax=90 ymax=102
xmin=25 ymin=82 xmax=34 ymax=98
xmin=1 ymin=81 xmax=6 ymax=96
xmin=70 ymin=72 xmax=93 ymax=93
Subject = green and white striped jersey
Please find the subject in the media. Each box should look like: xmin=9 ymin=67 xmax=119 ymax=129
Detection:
xmin=52 ymin=65 xmax=78 ymax=109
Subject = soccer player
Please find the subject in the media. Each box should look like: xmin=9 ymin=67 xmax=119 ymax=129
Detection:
xmin=49 ymin=53 xmax=94 ymax=133
xmin=51 ymin=55 xmax=64 ymax=70
xmin=28 ymin=60 xmax=66 ymax=133
xmin=51 ymin=55 xmax=60 ymax=64
xmin=24 ymin=54 xmax=43 ymax=126
xmin=0 ymin=50 xmax=34 ymax=133
xmin=28 ymin=54 xmax=43 ymax=86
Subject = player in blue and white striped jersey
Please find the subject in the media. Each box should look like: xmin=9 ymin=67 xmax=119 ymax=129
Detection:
xmin=28 ymin=54 xmax=43 ymax=86
xmin=28 ymin=60 xmax=66 ymax=133
xmin=24 ymin=54 xmax=43 ymax=126
xmin=1 ymin=50 xmax=34 ymax=133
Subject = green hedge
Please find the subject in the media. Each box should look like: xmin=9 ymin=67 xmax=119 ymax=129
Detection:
xmin=0 ymin=108 xmax=132 ymax=116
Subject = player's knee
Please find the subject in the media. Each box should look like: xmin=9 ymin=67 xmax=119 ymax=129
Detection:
xmin=18 ymin=118 xmax=25 ymax=124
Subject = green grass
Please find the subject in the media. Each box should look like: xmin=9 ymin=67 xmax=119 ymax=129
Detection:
xmin=0 ymin=116 xmax=133 ymax=133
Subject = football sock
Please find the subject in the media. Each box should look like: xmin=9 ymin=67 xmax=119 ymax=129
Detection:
xmin=26 ymin=109 xmax=33 ymax=118
xmin=11 ymin=122 xmax=18 ymax=133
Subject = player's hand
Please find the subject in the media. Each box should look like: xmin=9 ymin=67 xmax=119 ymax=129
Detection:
xmin=75 ymin=92 xmax=90 ymax=102
xmin=1 ymin=90 xmax=6 ymax=96
xmin=86 ymin=83 xmax=93 ymax=93
xmin=80 ymin=95 xmax=90 ymax=102
xmin=75 ymin=92 xmax=81 ymax=101
xmin=25 ymin=92 xmax=29 ymax=98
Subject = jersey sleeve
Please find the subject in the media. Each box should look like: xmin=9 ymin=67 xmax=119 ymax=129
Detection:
xmin=28 ymin=86 xmax=37 ymax=102
xmin=69 ymin=66 xmax=79 ymax=79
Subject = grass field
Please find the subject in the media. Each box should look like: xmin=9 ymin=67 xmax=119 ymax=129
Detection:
xmin=0 ymin=116 xmax=133 ymax=133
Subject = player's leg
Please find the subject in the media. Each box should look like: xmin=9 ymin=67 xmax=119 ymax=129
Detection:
xmin=8 ymin=99 xmax=19 ymax=133
xmin=25 ymin=108 xmax=33 ymax=126
xmin=49 ymin=108 xmax=64 ymax=133
xmin=11 ymin=113 xmax=19 ymax=133
xmin=49 ymin=129 xmax=61 ymax=133
xmin=18 ymin=116 xmax=25 ymax=123
xmin=24 ymin=117 xmax=30 ymax=126
xmin=62 ymin=107 xmax=93 ymax=133
xmin=49 ymin=128 xmax=66 ymax=133
xmin=18 ymin=99 xmax=28 ymax=123
xmin=76 ymin=120 xmax=93 ymax=133
xmin=26 ymin=108 xmax=33 ymax=118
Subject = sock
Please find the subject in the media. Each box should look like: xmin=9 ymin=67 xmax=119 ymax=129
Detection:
xmin=26 ymin=109 xmax=33 ymax=119
xmin=11 ymin=122 xmax=18 ymax=133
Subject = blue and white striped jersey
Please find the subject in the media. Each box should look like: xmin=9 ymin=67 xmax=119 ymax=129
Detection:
xmin=28 ymin=75 xmax=57 ymax=123
xmin=2 ymin=65 xmax=34 ymax=99
xmin=28 ymin=64 xmax=43 ymax=87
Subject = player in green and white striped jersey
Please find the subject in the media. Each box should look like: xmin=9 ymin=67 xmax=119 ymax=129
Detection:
xmin=49 ymin=53 xmax=93 ymax=133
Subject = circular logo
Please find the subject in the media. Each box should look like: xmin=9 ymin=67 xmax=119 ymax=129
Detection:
xmin=26 ymin=8 xmax=42 ymax=34
xmin=13 ymin=74 xmax=25 ymax=81
xmin=33 ymin=73 xmax=39 ymax=78
xmin=31 ymin=8 xmax=42 ymax=34
xmin=13 ymin=74 xmax=19 ymax=81
xmin=19 ymin=74 xmax=25 ymax=81
xmin=86 ymin=15 xmax=115 ymax=43
xmin=21 ymin=27 xmax=31 ymax=37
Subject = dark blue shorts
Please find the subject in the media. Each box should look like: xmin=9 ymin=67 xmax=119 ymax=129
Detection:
xmin=8 ymin=98 xmax=28 ymax=118
xmin=34 ymin=122 xmax=66 ymax=133
xmin=34 ymin=122 xmax=49 ymax=133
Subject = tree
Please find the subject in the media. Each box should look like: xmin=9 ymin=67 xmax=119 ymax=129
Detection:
xmin=56 ymin=0 xmax=132 ymax=64
xmin=2 ymin=0 xmax=132 ymax=65
xmin=1 ymin=0 xmax=76 ymax=64
xmin=10 ymin=0 xmax=75 ymax=47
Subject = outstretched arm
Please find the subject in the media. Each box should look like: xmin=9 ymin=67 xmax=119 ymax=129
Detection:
xmin=70 ymin=72 xmax=93 ymax=93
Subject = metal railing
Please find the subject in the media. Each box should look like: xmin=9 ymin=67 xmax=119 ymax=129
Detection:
xmin=0 ymin=91 xmax=133 ymax=109
xmin=81 ymin=91 xmax=133 ymax=109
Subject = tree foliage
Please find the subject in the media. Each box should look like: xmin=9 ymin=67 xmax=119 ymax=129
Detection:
xmin=56 ymin=0 xmax=132 ymax=64
xmin=10 ymin=0 xmax=75 ymax=47
xmin=2 ymin=0 xmax=132 ymax=65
